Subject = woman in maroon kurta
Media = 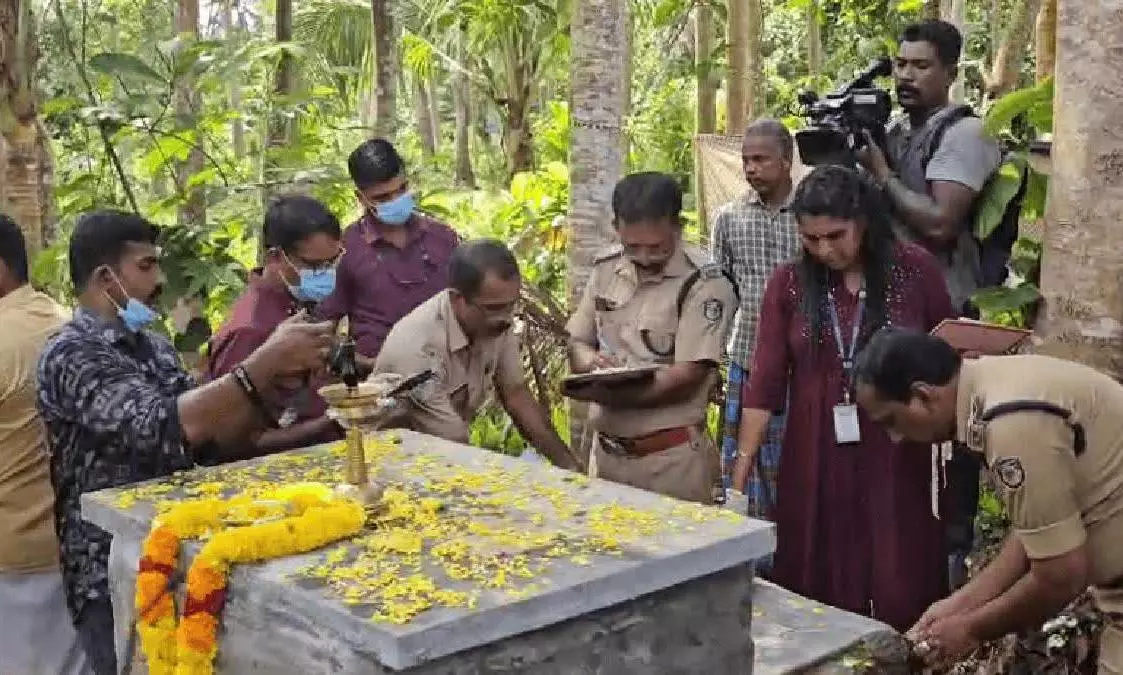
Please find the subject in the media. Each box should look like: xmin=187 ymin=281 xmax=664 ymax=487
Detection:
xmin=732 ymin=165 xmax=953 ymax=632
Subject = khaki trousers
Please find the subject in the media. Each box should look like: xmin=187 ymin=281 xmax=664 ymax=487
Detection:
xmin=591 ymin=428 xmax=714 ymax=504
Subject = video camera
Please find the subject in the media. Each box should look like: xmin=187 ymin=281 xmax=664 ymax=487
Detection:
xmin=794 ymin=57 xmax=894 ymax=167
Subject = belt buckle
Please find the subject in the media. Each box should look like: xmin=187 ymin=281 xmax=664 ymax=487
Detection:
xmin=600 ymin=435 xmax=629 ymax=456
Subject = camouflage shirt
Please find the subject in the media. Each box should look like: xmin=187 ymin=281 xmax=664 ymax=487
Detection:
xmin=37 ymin=307 xmax=194 ymax=619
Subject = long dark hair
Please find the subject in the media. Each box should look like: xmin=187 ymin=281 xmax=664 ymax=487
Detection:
xmin=791 ymin=164 xmax=898 ymax=343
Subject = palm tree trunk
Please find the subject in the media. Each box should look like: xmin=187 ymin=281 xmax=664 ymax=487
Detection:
xmin=452 ymin=24 xmax=476 ymax=188
xmin=695 ymin=2 xmax=716 ymax=134
xmin=986 ymin=0 xmax=1043 ymax=97
xmin=222 ymin=0 xmax=245 ymax=158
xmin=1035 ymin=0 xmax=1123 ymax=377
xmin=806 ymin=1 xmax=822 ymax=80
xmin=726 ymin=0 xmax=747 ymax=133
xmin=745 ymin=0 xmax=763 ymax=121
xmin=413 ymin=75 xmax=436 ymax=156
xmin=0 ymin=0 xmax=52 ymax=255
xmin=175 ymin=0 xmax=205 ymax=228
xmin=1034 ymin=0 xmax=1057 ymax=83
xmin=427 ymin=71 xmax=440 ymax=149
xmin=568 ymin=0 xmax=630 ymax=459
xmin=944 ymin=0 xmax=967 ymax=101
xmin=371 ymin=0 xmax=397 ymax=138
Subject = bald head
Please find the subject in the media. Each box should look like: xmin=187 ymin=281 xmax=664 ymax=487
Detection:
xmin=743 ymin=119 xmax=793 ymax=160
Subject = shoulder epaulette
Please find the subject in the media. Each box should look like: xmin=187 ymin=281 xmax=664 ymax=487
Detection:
xmin=593 ymin=244 xmax=624 ymax=264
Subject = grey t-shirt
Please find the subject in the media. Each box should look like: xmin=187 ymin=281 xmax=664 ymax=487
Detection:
xmin=886 ymin=109 xmax=1002 ymax=313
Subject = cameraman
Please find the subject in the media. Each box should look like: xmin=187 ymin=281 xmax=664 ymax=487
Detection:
xmin=858 ymin=19 xmax=1001 ymax=317
xmin=858 ymin=19 xmax=1002 ymax=592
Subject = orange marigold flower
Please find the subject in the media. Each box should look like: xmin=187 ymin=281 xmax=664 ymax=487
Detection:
xmin=186 ymin=561 xmax=227 ymax=600
xmin=141 ymin=593 xmax=175 ymax=623
xmin=177 ymin=612 xmax=219 ymax=653
xmin=135 ymin=571 xmax=170 ymax=611
xmin=146 ymin=526 xmax=180 ymax=565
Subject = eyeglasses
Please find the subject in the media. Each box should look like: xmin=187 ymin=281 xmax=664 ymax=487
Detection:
xmin=282 ymin=247 xmax=346 ymax=273
xmin=360 ymin=180 xmax=411 ymax=207
xmin=469 ymin=298 xmax=521 ymax=319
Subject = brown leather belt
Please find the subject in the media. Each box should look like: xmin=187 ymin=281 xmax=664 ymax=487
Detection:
xmin=603 ymin=426 xmax=692 ymax=457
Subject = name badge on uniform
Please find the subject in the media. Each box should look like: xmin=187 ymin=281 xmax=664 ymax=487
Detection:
xmin=833 ymin=404 xmax=861 ymax=444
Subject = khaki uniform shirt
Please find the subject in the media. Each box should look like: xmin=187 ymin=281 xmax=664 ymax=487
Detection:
xmin=374 ymin=290 xmax=525 ymax=443
xmin=0 ymin=286 xmax=69 ymax=573
xmin=567 ymin=244 xmax=737 ymax=438
xmin=957 ymin=356 xmax=1123 ymax=590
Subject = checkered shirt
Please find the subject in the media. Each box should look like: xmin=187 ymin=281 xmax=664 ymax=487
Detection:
xmin=709 ymin=190 xmax=801 ymax=368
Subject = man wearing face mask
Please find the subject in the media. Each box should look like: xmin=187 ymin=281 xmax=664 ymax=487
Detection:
xmin=317 ymin=139 xmax=459 ymax=365
xmin=373 ymin=239 xmax=580 ymax=471
xmin=206 ymin=195 xmax=346 ymax=454
xmin=566 ymin=173 xmax=738 ymax=504
xmin=36 ymin=210 xmax=335 ymax=675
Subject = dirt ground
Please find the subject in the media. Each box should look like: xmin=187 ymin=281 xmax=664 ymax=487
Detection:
xmin=934 ymin=482 xmax=1103 ymax=674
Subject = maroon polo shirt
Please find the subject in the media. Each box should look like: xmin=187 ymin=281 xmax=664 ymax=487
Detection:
xmin=317 ymin=212 xmax=459 ymax=358
xmin=205 ymin=270 xmax=328 ymax=421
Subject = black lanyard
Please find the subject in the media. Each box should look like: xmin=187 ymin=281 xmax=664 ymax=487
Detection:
xmin=827 ymin=287 xmax=866 ymax=402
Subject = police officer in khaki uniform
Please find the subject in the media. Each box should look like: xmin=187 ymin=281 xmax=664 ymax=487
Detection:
xmin=374 ymin=239 xmax=580 ymax=471
xmin=566 ymin=172 xmax=737 ymax=504
xmin=852 ymin=327 xmax=1123 ymax=672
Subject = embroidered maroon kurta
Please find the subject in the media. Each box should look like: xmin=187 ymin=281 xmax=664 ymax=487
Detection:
xmin=743 ymin=241 xmax=953 ymax=632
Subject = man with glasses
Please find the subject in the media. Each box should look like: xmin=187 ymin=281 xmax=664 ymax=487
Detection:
xmin=566 ymin=173 xmax=737 ymax=503
xmin=317 ymin=138 xmax=460 ymax=366
xmin=206 ymin=195 xmax=346 ymax=454
xmin=373 ymin=239 xmax=579 ymax=471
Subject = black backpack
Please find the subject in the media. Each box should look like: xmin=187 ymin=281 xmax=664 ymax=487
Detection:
xmin=923 ymin=105 xmax=1028 ymax=288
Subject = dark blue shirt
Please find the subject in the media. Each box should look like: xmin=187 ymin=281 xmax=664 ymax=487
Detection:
xmin=37 ymin=307 xmax=194 ymax=619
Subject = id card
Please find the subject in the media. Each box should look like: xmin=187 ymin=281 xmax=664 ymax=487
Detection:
xmin=833 ymin=404 xmax=861 ymax=444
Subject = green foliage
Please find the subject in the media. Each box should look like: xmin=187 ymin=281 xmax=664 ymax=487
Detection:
xmin=984 ymin=77 xmax=1054 ymax=137
xmin=973 ymin=155 xmax=1027 ymax=241
xmin=29 ymin=0 xmax=1054 ymax=467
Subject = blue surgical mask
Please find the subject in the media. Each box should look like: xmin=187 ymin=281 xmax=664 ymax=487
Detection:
xmin=374 ymin=192 xmax=416 ymax=226
xmin=104 ymin=275 xmax=159 ymax=333
xmin=289 ymin=268 xmax=337 ymax=303
xmin=118 ymin=298 xmax=159 ymax=332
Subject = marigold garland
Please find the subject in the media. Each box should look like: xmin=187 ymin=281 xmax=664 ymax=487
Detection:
xmin=135 ymin=484 xmax=364 ymax=675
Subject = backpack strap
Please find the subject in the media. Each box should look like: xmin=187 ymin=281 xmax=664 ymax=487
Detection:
xmin=980 ymin=400 xmax=1087 ymax=457
xmin=922 ymin=104 xmax=976 ymax=171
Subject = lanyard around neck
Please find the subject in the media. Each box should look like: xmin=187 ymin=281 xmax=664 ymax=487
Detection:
xmin=827 ymin=286 xmax=866 ymax=383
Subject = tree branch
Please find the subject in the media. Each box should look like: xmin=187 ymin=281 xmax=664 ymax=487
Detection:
xmin=51 ymin=0 xmax=141 ymax=213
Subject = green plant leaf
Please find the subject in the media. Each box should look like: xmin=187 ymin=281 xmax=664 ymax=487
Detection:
xmin=974 ymin=154 xmax=1026 ymax=240
xmin=970 ymin=283 xmax=1041 ymax=315
xmin=88 ymin=52 xmax=166 ymax=83
xmin=984 ymin=77 xmax=1053 ymax=135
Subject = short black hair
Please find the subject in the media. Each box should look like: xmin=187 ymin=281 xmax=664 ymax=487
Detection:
xmin=68 ymin=210 xmax=161 ymax=292
xmin=263 ymin=195 xmax=342 ymax=253
xmin=744 ymin=118 xmax=794 ymax=160
xmin=448 ymin=239 xmax=520 ymax=300
xmin=0 ymin=214 xmax=29 ymax=283
xmin=900 ymin=19 xmax=962 ymax=67
xmin=612 ymin=172 xmax=684 ymax=228
xmin=853 ymin=327 xmax=962 ymax=402
xmin=348 ymin=138 xmax=404 ymax=189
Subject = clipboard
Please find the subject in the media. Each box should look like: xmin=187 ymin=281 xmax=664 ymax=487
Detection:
xmin=562 ymin=365 xmax=658 ymax=394
xmin=930 ymin=318 xmax=1031 ymax=355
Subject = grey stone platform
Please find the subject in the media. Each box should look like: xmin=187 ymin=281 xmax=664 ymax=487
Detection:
xmin=751 ymin=580 xmax=910 ymax=674
xmin=85 ymin=430 xmax=775 ymax=673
